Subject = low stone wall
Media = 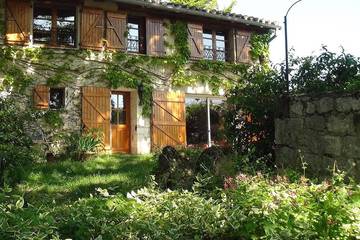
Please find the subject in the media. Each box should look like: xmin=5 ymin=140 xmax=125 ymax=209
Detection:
xmin=275 ymin=92 xmax=360 ymax=179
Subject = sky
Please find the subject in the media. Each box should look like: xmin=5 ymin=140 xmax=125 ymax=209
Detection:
xmin=219 ymin=0 xmax=360 ymax=63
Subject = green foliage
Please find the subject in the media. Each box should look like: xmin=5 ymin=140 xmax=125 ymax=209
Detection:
xmin=0 ymin=98 xmax=37 ymax=186
xmin=250 ymin=33 xmax=271 ymax=65
xmin=168 ymin=20 xmax=190 ymax=70
xmin=290 ymin=47 xmax=360 ymax=93
xmin=225 ymin=66 xmax=284 ymax=162
xmin=1 ymin=153 xmax=359 ymax=239
xmin=0 ymin=47 xmax=34 ymax=92
xmin=46 ymin=63 xmax=72 ymax=86
xmin=170 ymin=0 xmax=218 ymax=10
xmin=43 ymin=110 xmax=64 ymax=128
xmin=65 ymin=130 xmax=103 ymax=161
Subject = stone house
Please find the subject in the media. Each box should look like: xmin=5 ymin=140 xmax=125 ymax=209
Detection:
xmin=0 ymin=0 xmax=279 ymax=155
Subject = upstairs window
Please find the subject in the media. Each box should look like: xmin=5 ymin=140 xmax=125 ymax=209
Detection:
xmin=127 ymin=17 xmax=146 ymax=54
xmin=33 ymin=5 xmax=76 ymax=47
xmin=203 ymin=30 xmax=227 ymax=62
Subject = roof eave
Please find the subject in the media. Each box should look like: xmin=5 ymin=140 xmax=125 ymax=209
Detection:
xmin=112 ymin=0 xmax=281 ymax=30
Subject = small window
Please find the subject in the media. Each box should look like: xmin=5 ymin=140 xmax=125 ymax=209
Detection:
xmin=49 ymin=88 xmax=65 ymax=109
xmin=203 ymin=29 xmax=227 ymax=62
xmin=111 ymin=93 xmax=127 ymax=125
xmin=127 ymin=17 xmax=146 ymax=54
xmin=33 ymin=5 xmax=76 ymax=47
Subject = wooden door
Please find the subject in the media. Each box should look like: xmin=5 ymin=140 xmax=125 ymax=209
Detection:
xmin=152 ymin=91 xmax=187 ymax=150
xmin=82 ymin=87 xmax=111 ymax=150
xmin=111 ymin=92 xmax=131 ymax=153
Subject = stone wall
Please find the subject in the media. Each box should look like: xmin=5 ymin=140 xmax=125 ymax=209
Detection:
xmin=275 ymin=92 xmax=360 ymax=179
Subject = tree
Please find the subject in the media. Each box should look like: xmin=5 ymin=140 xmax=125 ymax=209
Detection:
xmin=169 ymin=0 xmax=237 ymax=12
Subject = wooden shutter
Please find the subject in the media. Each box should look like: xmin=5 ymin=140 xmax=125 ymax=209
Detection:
xmin=82 ymin=87 xmax=111 ymax=150
xmin=33 ymin=85 xmax=49 ymax=109
xmin=5 ymin=0 xmax=31 ymax=45
xmin=105 ymin=12 xmax=127 ymax=50
xmin=152 ymin=91 xmax=186 ymax=149
xmin=188 ymin=23 xmax=203 ymax=59
xmin=80 ymin=8 xmax=104 ymax=49
xmin=146 ymin=18 xmax=165 ymax=56
xmin=235 ymin=30 xmax=252 ymax=63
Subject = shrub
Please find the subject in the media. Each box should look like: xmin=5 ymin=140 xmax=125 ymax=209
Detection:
xmin=65 ymin=129 xmax=103 ymax=161
xmin=0 ymin=98 xmax=37 ymax=186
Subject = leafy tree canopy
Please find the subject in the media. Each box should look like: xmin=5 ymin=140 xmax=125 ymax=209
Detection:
xmin=169 ymin=0 xmax=236 ymax=12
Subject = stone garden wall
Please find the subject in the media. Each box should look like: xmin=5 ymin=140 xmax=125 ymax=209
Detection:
xmin=275 ymin=92 xmax=360 ymax=179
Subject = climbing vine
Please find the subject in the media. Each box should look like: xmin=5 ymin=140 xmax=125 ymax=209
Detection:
xmin=0 ymin=22 xmax=270 ymax=118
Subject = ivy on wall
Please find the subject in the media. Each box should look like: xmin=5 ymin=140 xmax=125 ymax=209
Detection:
xmin=0 ymin=21 xmax=271 ymax=118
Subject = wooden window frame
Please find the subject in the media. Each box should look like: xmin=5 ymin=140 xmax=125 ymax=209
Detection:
xmin=203 ymin=28 xmax=228 ymax=62
xmin=127 ymin=16 xmax=146 ymax=54
xmin=32 ymin=3 xmax=77 ymax=48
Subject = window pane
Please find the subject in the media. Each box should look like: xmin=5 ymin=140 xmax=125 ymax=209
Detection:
xmin=57 ymin=8 xmax=76 ymax=46
xmin=111 ymin=95 xmax=118 ymax=109
xmin=118 ymin=95 xmax=124 ymax=109
xmin=49 ymin=88 xmax=65 ymax=109
xmin=119 ymin=110 xmax=126 ymax=124
xmin=127 ymin=22 xmax=140 ymax=52
xmin=215 ymin=32 xmax=226 ymax=61
xmin=111 ymin=110 xmax=118 ymax=125
xmin=33 ymin=7 xmax=52 ymax=44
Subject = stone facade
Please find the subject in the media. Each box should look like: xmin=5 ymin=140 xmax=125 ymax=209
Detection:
xmin=275 ymin=92 xmax=360 ymax=179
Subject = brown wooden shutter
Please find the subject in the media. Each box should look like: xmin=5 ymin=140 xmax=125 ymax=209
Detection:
xmin=235 ymin=30 xmax=252 ymax=63
xmin=105 ymin=11 xmax=127 ymax=50
xmin=188 ymin=23 xmax=203 ymax=59
xmin=146 ymin=18 xmax=165 ymax=56
xmin=82 ymin=87 xmax=111 ymax=150
xmin=80 ymin=8 xmax=104 ymax=50
xmin=152 ymin=91 xmax=186 ymax=149
xmin=5 ymin=0 xmax=31 ymax=45
xmin=33 ymin=85 xmax=49 ymax=109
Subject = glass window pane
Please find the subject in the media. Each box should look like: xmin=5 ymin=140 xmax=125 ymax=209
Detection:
xmin=57 ymin=8 xmax=76 ymax=47
xmin=118 ymin=95 xmax=124 ymax=109
xmin=33 ymin=7 xmax=52 ymax=44
xmin=111 ymin=95 xmax=118 ymax=109
xmin=127 ymin=22 xmax=140 ymax=52
xmin=49 ymin=88 xmax=65 ymax=109
xmin=119 ymin=110 xmax=126 ymax=124
xmin=111 ymin=110 xmax=118 ymax=125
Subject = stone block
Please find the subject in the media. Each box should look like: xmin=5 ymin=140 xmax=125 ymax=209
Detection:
xmin=304 ymin=115 xmax=325 ymax=131
xmin=342 ymin=136 xmax=360 ymax=158
xmin=316 ymin=97 xmax=334 ymax=114
xmin=300 ymin=130 xmax=325 ymax=155
xmin=326 ymin=114 xmax=354 ymax=135
xmin=322 ymin=135 xmax=342 ymax=157
xmin=275 ymin=146 xmax=299 ymax=169
xmin=335 ymin=97 xmax=353 ymax=112
xmin=351 ymin=98 xmax=360 ymax=111
xmin=290 ymin=101 xmax=304 ymax=117
xmin=305 ymin=102 xmax=316 ymax=114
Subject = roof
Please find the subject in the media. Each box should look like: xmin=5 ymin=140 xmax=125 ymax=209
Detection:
xmin=113 ymin=0 xmax=281 ymax=30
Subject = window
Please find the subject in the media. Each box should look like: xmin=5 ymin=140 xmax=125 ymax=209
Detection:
xmin=127 ymin=17 xmax=146 ymax=53
xmin=49 ymin=88 xmax=65 ymax=109
xmin=111 ymin=93 xmax=127 ymax=125
xmin=33 ymin=5 xmax=76 ymax=47
xmin=203 ymin=30 xmax=227 ymax=61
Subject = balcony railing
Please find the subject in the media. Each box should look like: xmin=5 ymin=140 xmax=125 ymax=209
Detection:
xmin=127 ymin=38 xmax=139 ymax=53
xmin=204 ymin=46 xmax=226 ymax=62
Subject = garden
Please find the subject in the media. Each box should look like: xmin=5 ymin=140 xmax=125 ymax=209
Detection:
xmin=1 ymin=47 xmax=360 ymax=239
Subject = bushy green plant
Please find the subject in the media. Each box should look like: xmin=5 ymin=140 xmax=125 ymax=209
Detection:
xmin=225 ymin=66 xmax=284 ymax=164
xmin=0 ymin=98 xmax=37 ymax=186
xmin=66 ymin=129 xmax=103 ymax=161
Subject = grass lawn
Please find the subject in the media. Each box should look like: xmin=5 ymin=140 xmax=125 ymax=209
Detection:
xmin=17 ymin=154 xmax=155 ymax=206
